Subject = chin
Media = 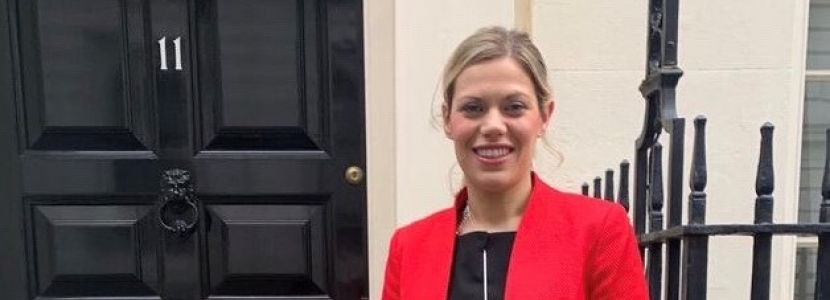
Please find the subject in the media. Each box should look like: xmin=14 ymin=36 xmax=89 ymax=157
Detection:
xmin=466 ymin=171 xmax=519 ymax=192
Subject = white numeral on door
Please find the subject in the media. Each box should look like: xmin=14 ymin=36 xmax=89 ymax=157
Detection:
xmin=173 ymin=37 xmax=182 ymax=71
xmin=158 ymin=36 xmax=183 ymax=71
xmin=158 ymin=37 xmax=168 ymax=70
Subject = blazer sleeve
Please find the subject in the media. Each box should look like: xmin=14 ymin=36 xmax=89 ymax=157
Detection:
xmin=586 ymin=206 xmax=649 ymax=300
xmin=382 ymin=229 xmax=403 ymax=300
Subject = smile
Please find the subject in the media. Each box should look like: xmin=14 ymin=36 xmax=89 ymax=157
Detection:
xmin=473 ymin=146 xmax=514 ymax=158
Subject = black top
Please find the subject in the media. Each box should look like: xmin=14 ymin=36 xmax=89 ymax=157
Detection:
xmin=448 ymin=231 xmax=517 ymax=300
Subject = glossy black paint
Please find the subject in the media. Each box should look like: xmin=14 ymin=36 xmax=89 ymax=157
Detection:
xmin=665 ymin=118 xmax=684 ymax=300
xmin=604 ymin=169 xmax=614 ymax=202
xmin=636 ymin=1 xmax=684 ymax=299
xmin=647 ymin=143 xmax=664 ymax=300
xmin=682 ymin=116 xmax=708 ymax=300
xmin=0 ymin=0 xmax=366 ymax=299
xmin=689 ymin=116 xmax=708 ymax=226
xmin=0 ymin=1 xmax=27 ymax=299
xmin=751 ymin=124 xmax=775 ymax=300
xmin=618 ymin=160 xmax=630 ymax=212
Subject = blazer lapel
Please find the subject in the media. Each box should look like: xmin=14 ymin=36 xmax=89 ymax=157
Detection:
xmin=504 ymin=175 xmax=568 ymax=300
xmin=419 ymin=188 xmax=466 ymax=300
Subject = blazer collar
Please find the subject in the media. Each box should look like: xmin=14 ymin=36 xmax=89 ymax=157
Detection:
xmin=447 ymin=172 xmax=566 ymax=300
xmin=451 ymin=172 xmax=545 ymax=220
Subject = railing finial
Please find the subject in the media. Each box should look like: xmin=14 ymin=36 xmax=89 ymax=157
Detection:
xmin=755 ymin=123 xmax=775 ymax=199
xmin=647 ymin=142 xmax=664 ymax=300
xmin=605 ymin=169 xmax=615 ymax=202
xmin=650 ymin=143 xmax=665 ymax=232
xmin=689 ymin=116 xmax=708 ymax=225
xmin=619 ymin=160 xmax=631 ymax=212
xmin=691 ymin=116 xmax=708 ymax=193
xmin=750 ymin=123 xmax=775 ymax=300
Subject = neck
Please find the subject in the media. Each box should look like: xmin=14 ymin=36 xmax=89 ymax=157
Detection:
xmin=463 ymin=174 xmax=533 ymax=233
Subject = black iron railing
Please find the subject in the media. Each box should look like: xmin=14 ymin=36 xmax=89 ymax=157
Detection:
xmin=580 ymin=0 xmax=830 ymax=299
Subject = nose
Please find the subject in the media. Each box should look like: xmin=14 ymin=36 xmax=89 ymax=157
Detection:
xmin=479 ymin=108 xmax=507 ymax=139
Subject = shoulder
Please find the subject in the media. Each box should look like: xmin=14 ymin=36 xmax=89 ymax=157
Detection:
xmin=559 ymin=189 xmax=626 ymax=218
xmin=532 ymin=180 xmax=630 ymax=230
xmin=392 ymin=207 xmax=455 ymax=244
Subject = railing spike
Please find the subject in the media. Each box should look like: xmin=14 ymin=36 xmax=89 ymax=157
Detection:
xmin=755 ymin=123 xmax=775 ymax=197
xmin=594 ymin=176 xmax=602 ymax=199
xmin=666 ymin=118 xmax=686 ymax=300
xmin=605 ymin=169 xmax=615 ymax=202
xmin=689 ymin=116 xmax=707 ymax=225
xmin=682 ymin=116 xmax=709 ymax=300
xmin=650 ymin=143 xmax=664 ymax=231
xmin=647 ymin=142 xmax=664 ymax=300
xmin=751 ymin=123 xmax=774 ymax=300
xmin=755 ymin=123 xmax=775 ymax=223
xmin=690 ymin=116 xmax=708 ymax=194
xmin=582 ymin=183 xmax=590 ymax=197
xmin=619 ymin=160 xmax=631 ymax=212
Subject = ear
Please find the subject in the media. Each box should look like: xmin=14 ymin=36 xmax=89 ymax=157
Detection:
xmin=540 ymin=100 xmax=555 ymax=133
xmin=442 ymin=102 xmax=452 ymax=137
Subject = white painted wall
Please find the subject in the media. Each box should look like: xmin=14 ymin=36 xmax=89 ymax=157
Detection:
xmin=365 ymin=0 xmax=809 ymax=298
xmin=364 ymin=0 xmax=396 ymax=298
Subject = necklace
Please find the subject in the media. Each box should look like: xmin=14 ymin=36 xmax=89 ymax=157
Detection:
xmin=457 ymin=204 xmax=490 ymax=300
xmin=456 ymin=205 xmax=471 ymax=235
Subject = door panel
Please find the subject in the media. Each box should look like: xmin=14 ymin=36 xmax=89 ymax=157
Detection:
xmin=18 ymin=0 xmax=155 ymax=151
xmin=206 ymin=203 xmax=328 ymax=296
xmin=214 ymin=0 xmax=301 ymax=128
xmin=195 ymin=0 xmax=324 ymax=152
xmin=29 ymin=204 xmax=158 ymax=297
xmin=37 ymin=0 xmax=125 ymax=127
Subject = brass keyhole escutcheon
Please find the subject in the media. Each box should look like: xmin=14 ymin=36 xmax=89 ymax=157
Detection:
xmin=345 ymin=166 xmax=364 ymax=185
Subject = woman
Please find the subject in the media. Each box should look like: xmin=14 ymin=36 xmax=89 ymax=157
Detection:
xmin=382 ymin=26 xmax=648 ymax=300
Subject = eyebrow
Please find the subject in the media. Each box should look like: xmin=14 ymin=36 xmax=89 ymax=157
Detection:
xmin=454 ymin=91 xmax=533 ymax=106
xmin=460 ymin=92 xmax=530 ymax=100
xmin=505 ymin=93 xmax=531 ymax=102
xmin=456 ymin=96 xmax=484 ymax=104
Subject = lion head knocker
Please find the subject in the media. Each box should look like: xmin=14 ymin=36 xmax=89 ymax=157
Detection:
xmin=158 ymin=169 xmax=199 ymax=237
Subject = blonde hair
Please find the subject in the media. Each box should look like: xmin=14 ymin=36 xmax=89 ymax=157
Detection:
xmin=441 ymin=26 xmax=552 ymax=111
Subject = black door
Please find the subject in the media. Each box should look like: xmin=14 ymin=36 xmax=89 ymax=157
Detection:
xmin=0 ymin=0 xmax=366 ymax=299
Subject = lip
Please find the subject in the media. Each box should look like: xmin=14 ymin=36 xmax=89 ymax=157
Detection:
xmin=472 ymin=144 xmax=514 ymax=164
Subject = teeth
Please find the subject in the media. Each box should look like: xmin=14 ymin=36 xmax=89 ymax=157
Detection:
xmin=477 ymin=147 xmax=510 ymax=158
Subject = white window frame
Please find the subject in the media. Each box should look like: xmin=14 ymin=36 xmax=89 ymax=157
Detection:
xmin=795 ymin=1 xmax=830 ymax=294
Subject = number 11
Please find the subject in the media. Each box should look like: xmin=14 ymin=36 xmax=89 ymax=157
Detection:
xmin=158 ymin=36 xmax=183 ymax=71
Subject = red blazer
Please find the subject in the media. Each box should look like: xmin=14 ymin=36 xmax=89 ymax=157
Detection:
xmin=382 ymin=173 xmax=648 ymax=300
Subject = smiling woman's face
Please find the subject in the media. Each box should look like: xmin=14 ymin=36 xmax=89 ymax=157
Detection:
xmin=444 ymin=57 xmax=553 ymax=193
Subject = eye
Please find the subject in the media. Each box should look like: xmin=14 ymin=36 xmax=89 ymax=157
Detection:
xmin=458 ymin=101 xmax=485 ymax=115
xmin=503 ymin=100 xmax=528 ymax=116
